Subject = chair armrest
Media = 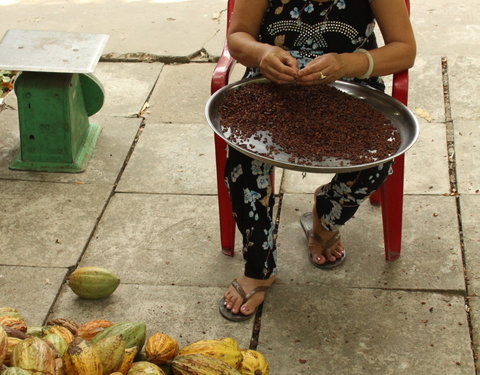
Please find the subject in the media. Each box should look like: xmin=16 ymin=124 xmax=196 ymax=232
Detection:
xmin=211 ymin=41 xmax=235 ymax=94
xmin=392 ymin=70 xmax=409 ymax=106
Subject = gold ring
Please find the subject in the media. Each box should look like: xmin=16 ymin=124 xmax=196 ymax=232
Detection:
xmin=319 ymin=72 xmax=327 ymax=80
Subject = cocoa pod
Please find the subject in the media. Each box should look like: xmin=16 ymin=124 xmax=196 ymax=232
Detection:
xmin=145 ymin=333 xmax=179 ymax=365
xmin=55 ymin=357 xmax=66 ymax=375
xmin=67 ymin=267 xmax=120 ymax=299
xmin=46 ymin=319 xmax=79 ymax=336
xmin=0 ymin=325 xmax=6 ymax=366
xmin=1 ymin=367 xmax=30 ymax=375
xmin=127 ymin=361 xmax=165 ymax=375
xmin=171 ymin=354 xmax=241 ymax=375
xmin=2 ymin=326 xmax=28 ymax=340
xmin=91 ymin=335 xmax=126 ymax=375
xmin=117 ymin=347 xmax=137 ymax=375
xmin=44 ymin=326 xmax=74 ymax=345
xmin=239 ymin=349 xmax=269 ymax=375
xmin=62 ymin=337 xmax=103 ymax=375
xmin=4 ymin=337 xmax=23 ymax=366
xmin=43 ymin=333 xmax=69 ymax=357
xmin=0 ymin=317 xmax=27 ymax=333
xmin=11 ymin=337 xmax=56 ymax=375
xmin=90 ymin=322 xmax=146 ymax=354
xmin=77 ymin=320 xmax=113 ymax=341
xmin=26 ymin=326 xmax=45 ymax=338
xmin=178 ymin=338 xmax=242 ymax=369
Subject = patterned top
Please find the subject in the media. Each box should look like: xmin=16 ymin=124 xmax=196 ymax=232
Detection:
xmin=245 ymin=0 xmax=383 ymax=89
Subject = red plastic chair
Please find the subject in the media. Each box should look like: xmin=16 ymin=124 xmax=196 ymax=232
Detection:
xmin=211 ymin=0 xmax=410 ymax=261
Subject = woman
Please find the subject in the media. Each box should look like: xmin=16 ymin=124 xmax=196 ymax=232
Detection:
xmin=220 ymin=0 xmax=416 ymax=321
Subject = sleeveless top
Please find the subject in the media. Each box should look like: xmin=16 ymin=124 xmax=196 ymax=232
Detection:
xmin=245 ymin=0 xmax=384 ymax=90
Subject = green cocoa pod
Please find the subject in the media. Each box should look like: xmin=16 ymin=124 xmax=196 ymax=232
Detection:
xmin=67 ymin=266 xmax=120 ymax=299
xmin=90 ymin=322 xmax=146 ymax=353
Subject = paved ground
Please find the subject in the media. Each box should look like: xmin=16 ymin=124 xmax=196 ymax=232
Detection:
xmin=1 ymin=0 xmax=479 ymax=374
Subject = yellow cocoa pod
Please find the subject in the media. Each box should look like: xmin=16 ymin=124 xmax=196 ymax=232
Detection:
xmin=67 ymin=267 xmax=120 ymax=299
xmin=172 ymin=354 xmax=241 ymax=375
xmin=117 ymin=346 xmax=138 ymax=375
xmin=5 ymin=337 xmax=23 ymax=366
xmin=78 ymin=319 xmax=113 ymax=341
xmin=127 ymin=361 xmax=165 ymax=375
xmin=91 ymin=335 xmax=126 ymax=375
xmin=44 ymin=325 xmax=75 ymax=344
xmin=46 ymin=318 xmax=79 ymax=336
xmin=239 ymin=349 xmax=269 ymax=375
xmin=62 ymin=337 xmax=103 ymax=375
xmin=0 ymin=325 xmax=7 ymax=366
xmin=11 ymin=337 xmax=56 ymax=375
xmin=0 ymin=316 xmax=27 ymax=333
xmin=145 ymin=333 xmax=179 ymax=365
xmin=110 ymin=373 xmax=124 ymax=375
xmin=178 ymin=338 xmax=242 ymax=369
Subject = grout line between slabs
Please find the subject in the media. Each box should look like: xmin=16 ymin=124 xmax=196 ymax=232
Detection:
xmin=442 ymin=56 xmax=478 ymax=370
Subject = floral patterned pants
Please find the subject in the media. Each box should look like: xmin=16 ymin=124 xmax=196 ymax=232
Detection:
xmin=224 ymin=146 xmax=393 ymax=280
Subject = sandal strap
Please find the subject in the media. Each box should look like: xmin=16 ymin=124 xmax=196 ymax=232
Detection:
xmin=310 ymin=230 xmax=341 ymax=253
xmin=231 ymin=279 xmax=269 ymax=303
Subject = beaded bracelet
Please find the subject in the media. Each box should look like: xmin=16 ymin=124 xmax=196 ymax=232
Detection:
xmin=356 ymin=48 xmax=374 ymax=79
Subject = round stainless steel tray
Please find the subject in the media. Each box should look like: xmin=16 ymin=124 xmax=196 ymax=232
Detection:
xmin=205 ymin=78 xmax=419 ymax=173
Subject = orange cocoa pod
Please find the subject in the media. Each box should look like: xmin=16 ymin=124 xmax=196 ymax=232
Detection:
xmin=0 ymin=317 xmax=27 ymax=333
xmin=145 ymin=333 xmax=179 ymax=365
xmin=78 ymin=319 xmax=113 ymax=341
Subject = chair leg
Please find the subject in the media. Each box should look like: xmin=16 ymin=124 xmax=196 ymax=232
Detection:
xmin=369 ymin=190 xmax=381 ymax=206
xmin=380 ymin=154 xmax=405 ymax=261
xmin=214 ymin=134 xmax=236 ymax=256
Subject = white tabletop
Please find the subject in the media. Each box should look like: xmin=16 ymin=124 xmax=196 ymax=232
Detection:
xmin=0 ymin=29 xmax=109 ymax=73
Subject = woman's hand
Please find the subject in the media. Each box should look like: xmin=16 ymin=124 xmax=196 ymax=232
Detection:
xmin=258 ymin=46 xmax=299 ymax=84
xmin=296 ymin=53 xmax=347 ymax=85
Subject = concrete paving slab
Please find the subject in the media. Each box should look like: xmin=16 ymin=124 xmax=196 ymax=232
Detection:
xmin=259 ymin=285 xmax=474 ymax=374
xmin=408 ymin=55 xmax=445 ymax=124
xmin=449 ymin=56 xmax=480 ymax=121
xmin=455 ymin=119 xmax=480 ymax=195
xmin=50 ymin=283 xmax=253 ymax=348
xmin=404 ymin=119 xmax=450 ymax=194
xmin=274 ymin=194 xmax=465 ymax=291
xmin=92 ymin=62 xmax=163 ymax=117
xmin=460 ymin=195 xmax=480 ymax=296
xmin=77 ymin=193 xmax=245 ymax=287
xmin=411 ymin=0 xmax=480 ymax=57
xmin=146 ymin=63 xmax=215 ymax=124
xmin=0 ymin=0 xmax=226 ymax=58
xmin=0 ymin=179 xmax=111 ymax=267
xmin=0 ymin=266 xmax=68 ymax=326
xmin=117 ymin=122 xmax=216 ymax=194
xmin=0 ymin=110 xmax=142 ymax=184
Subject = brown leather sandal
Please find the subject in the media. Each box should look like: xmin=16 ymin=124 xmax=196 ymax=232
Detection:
xmin=219 ymin=279 xmax=269 ymax=322
xmin=300 ymin=212 xmax=346 ymax=269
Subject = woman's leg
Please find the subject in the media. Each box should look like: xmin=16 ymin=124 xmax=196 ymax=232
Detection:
xmin=222 ymin=147 xmax=277 ymax=315
xmin=309 ymin=161 xmax=393 ymax=265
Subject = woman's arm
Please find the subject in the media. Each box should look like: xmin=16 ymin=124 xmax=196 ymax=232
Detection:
xmin=297 ymin=0 xmax=416 ymax=85
xmin=227 ymin=0 xmax=299 ymax=83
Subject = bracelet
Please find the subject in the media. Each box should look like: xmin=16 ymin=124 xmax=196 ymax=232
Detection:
xmin=356 ymin=48 xmax=374 ymax=79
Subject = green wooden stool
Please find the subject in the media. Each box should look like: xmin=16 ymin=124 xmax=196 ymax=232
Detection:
xmin=0 ymin=29 xmax=109 ymax=172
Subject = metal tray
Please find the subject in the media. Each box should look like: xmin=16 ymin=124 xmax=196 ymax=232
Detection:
xmin=205 ymin=78 xmax=419 ymax=173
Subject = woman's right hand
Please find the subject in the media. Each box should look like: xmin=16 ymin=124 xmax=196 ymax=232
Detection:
xmin=258 ymin=46 xmax=299 ymax=84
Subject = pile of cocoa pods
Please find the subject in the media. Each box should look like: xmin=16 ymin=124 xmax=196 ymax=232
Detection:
xmin=0 ymin=307 xmax=269 ymax=375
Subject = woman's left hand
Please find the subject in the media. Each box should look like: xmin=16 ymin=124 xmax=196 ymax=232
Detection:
xmin=296 ymin=53 xmax=346 ymax=85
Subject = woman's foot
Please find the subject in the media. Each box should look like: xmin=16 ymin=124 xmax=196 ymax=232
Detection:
xmin=308 ymin=209 xmax=345 ymax=265
xmin=222 ymin=276 xmax=276 ymax=317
